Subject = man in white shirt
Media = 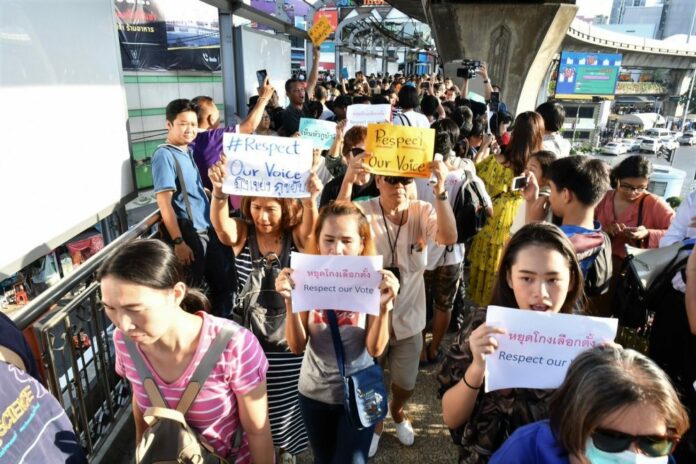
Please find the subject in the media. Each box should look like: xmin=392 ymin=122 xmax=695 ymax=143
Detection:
xmin=536 ymin=101 xmax=571 ymax=158
xmin=392 ymin=85 xmax=431 ymax=128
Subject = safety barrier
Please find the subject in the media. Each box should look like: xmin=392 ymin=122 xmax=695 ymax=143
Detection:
xmin=11 ymin=209 xmax=161 ymax=460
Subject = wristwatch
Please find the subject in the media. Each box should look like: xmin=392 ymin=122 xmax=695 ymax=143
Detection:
xmin=173 ymin=237 xmax=184 ymax=245
xmin=435 ymin=190 xmax=448 ymax=201
xmin=483 ymin=79 xmax=489 ymax=84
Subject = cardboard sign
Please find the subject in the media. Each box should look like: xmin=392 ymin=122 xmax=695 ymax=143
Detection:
xmin=484 ymin=306 xmax=618 ymax=392
xmin=341 ymin=67 xmax=349 ymax=79
xmin=299 ymin=118 xmax=336 ymax=150
xmin=290 ymin=253 xmax=383 ymax=315
xmin=346 ymin=104 xmax=391 ymax=129
xmin=308 ymin=15 xmax=333 ymax=46
xmin=364 ymin=123 xmax=435 ymax=178
xmin=222 ymin=133 xmax=313 ymax=198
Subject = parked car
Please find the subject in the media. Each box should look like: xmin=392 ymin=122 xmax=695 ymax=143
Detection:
xmin=660 ymin=137 xmax=679 ymax=151
xmin=678 ymin=132 xmax=695 ymax=146
xmin=621 ymin=138 xmax=641 ymax=152
xmin=670 ymin=131 xmax=683 ymax=139
xmin=640 ymin=137 xmax=661 ymax=153
xmin=600 ymin=142 xmax=626 ymax=156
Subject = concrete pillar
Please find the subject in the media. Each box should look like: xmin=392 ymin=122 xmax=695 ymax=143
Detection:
xmin=427 ymin=1 xmax=577 ymax=115
xmin=664 ymin=69 xmax=692 ymax=120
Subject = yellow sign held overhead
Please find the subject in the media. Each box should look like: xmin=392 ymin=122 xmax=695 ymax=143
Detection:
xmin=308 ymin=15 xmax=333 ymax=46
xmin=364 ymin=123 xmax=435 ymax=178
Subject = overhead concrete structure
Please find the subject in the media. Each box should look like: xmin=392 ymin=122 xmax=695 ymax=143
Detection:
xmin=385 ymin=0 xmax=578 ymax=114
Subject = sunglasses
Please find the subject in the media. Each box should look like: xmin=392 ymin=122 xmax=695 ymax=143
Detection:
xmin=383 ymin=176 xmax=414 ymax=186
xmin=349 ymin=147 xmax=365 ymax=156
xmin=591 ymin=429 xmax=678 ymax=458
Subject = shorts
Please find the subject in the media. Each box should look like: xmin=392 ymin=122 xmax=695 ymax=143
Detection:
xmin=379 ymin=333 xmax=423 ymax=391
xmin=424 ymin=263 xmax=463 ymax=313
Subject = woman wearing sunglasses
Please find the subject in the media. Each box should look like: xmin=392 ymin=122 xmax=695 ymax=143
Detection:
xmin=320 ymin=126 xmax=380 ymax=208
xmin=490 ymin=344 xmax=689 ymax=464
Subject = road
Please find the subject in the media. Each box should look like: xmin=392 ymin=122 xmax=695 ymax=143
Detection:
xmin=593 ymin=144 xmax=696 ymax=200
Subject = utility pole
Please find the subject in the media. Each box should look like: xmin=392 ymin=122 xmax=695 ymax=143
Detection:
xmin=688 ymin=5 xmax=696 ymax=45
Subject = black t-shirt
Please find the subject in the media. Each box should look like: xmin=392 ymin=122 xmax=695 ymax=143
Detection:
xmin=319 ymin=174 xmax=380 ymax=208
xmin=0 ymin=311 xmax=41 ymax=381
xmin=280 ymin=102 xmax=311 ymax=135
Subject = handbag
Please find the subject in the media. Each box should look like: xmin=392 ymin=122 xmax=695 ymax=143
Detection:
xmin=325 ymin=310 xmax=387 ymax=430
xmin=625 ymin=241 xmax=694 ymax=291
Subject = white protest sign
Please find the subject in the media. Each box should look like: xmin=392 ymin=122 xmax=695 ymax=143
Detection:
xmin=299 ymin=118 xmax=336 ymax=150
xmin=484 ymin=306 xmax=618 ymax=392
xmin=290 ymin=252 xmax=383 ymax=315
xmin=222 ymin=132 xmax=313 ymax=198
xmin=346 ymin=104 xmax=391 ymax=130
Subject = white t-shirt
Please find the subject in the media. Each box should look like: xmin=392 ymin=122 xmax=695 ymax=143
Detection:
xmin=392 ymin=110 xmax=431 ymax=128
xmin=415 ymin=173 xmax=466 ymax=270
xmin=320 ymin=104 xmax=335 ymax=121
xmin=542 ymin=133 xmax=571 ymax=158
xmin=360 ymin=197 xmax=437 ymax=339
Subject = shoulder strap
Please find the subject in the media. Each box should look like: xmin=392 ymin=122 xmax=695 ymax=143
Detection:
xmin=0 ymin=345 xmax=26 ymax=372
xmin=159 ymin=144 xmax=193 ymax=221
xmin=176 ymin=325 xmax=237 ymax=414
xmin=325 ymin=311 xmax=346 ymax=378
xmin=637 ymin=194 xmax=647 ymax=226
xmin=279 ymin=232 xmax=293 ymax=268
xmin=399 ymin=113 xmax=412 ymax=126
xmin=123 ymin=337 xmax=168 ymax=408
xmin=247 ymin=225 xmax=261 ymax=262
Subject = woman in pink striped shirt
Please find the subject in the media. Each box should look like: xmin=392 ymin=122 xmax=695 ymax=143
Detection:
xmin=98 ymin=239 xmax=275 ymax=463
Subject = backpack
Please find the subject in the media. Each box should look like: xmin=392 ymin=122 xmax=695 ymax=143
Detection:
xmin=231 ymin=226 xmax=292 ymax=352
xmin=124 ymin=326 xmax=241 ymax=464
xmin=451 ymin=170 xmax=487 ymax=243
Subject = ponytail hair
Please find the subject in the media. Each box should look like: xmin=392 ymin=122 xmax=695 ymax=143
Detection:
xmin=96 ymin=239 xmax=210 ymax=313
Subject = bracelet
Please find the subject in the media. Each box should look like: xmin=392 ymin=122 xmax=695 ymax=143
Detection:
xmin=213 ymin=193 xmax=229 ymax=201
xmin=483 ymin=79 xmax=489 ymax=84
xmin=462 ymin=373 xmax=482 ymax=390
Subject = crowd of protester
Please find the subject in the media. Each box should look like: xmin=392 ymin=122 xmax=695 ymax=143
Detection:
xmin=3 ymin=56 xmax=695 ymax=464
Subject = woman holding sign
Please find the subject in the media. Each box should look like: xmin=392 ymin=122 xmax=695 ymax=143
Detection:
xmin=438 ymin=223 xmax=586 ymax=463
xmin=209 ymin=155 xmax=323 ymax=463
xmin=490 ymin=344 xmax=689 ymax=464
xmin=275 ymin=201 xmax=400 ymax=464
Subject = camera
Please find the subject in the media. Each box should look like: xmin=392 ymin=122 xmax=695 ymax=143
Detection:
xmin=456 ymin=59 xmax=481 ymax=80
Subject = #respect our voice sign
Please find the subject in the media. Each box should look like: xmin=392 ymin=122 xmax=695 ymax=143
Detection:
xmin=484 ymin=306 xmax=618 ymax=392
xmin=222 ymin=132 xmax=313 ymax=198
xmin=290 ymin=253 xmax=383 ymax=315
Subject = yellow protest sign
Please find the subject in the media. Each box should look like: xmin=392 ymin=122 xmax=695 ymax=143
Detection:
xmin=364 ymin=124 xmax=435 ymax=178
xmin=308 ymin=16 xmax=333 ymax=46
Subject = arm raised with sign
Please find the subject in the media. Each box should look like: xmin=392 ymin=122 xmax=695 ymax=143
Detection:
xmin=305 ymin=46 xmax=321 ymax=102
xmin=365 ymin=269 xmax=399 ymax=357
xmin=209 ymin=155 xmax=247 ymax=250
xmin=293 ymin=172 xmax=323 ymax=251
xmin=432 ymin=160 xmax=458 ymax=246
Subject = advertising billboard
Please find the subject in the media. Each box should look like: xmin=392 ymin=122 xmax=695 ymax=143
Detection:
xmin=554 ymin=51 xmax=622 ymax=100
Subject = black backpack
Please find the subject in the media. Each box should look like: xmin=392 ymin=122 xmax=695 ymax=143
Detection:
xmin=452 ymin=170 xmax=487 ymax=244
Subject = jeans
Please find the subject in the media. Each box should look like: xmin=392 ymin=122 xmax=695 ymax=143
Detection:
xmin=298 ymin=393 xmax=374 ymax=464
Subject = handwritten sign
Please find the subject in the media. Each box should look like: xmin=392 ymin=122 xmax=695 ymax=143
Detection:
xmin=346 ymin=104 xmax=391 ymax=130
xmin=364 ymin=123 xmax=435 ymax=178
xmin=290 ymin=253 xmax=383 ymax=315
xmin=299 ymin=118 xmax=336 ymax=150
xmin=484 ymin=306 xmax=618 ymax=392
xmin=308 ymin=15 xmax=333 ymax=46
xmin=222 ymin=133 xmax=313 ymax=198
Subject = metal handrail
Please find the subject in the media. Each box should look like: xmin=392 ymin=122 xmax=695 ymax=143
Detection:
xmin=11 ymin=209 xmax=161 ymax=330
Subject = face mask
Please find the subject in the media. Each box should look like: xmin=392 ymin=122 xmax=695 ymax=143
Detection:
xmin=585 ymin=439 xmax=669 ymax=464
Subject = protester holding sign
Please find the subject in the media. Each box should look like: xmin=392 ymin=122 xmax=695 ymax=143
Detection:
xmin=209 ymin=155 xmax=323 ymax=462
xmin=338 ymin=157 xmax=457 ymax=456
xmin=438 ymin=223 xmax=586 ymax=463
xmin=490 ymin=344 xmax=690 ymax=464
xmin=275 ymin=201 xmax=399 ymax=464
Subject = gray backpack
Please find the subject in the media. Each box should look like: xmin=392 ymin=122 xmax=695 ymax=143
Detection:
xmin=125 ymin=326 xmax=242 ymax=463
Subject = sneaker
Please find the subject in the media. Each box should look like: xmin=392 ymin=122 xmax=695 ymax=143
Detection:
xmin=368 ymin=431 xmax=382 ymax=458
xmin=278 ymin=451 xmax=295 ymax=464
xmin=394 ymin=418 xmax=415 ymax=446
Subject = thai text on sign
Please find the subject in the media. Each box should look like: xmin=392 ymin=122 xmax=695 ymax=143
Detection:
xmin=364 ymin=123 xmax=435 ymax=178
xmin=222 ymin=132 xmax=313 ymax=198
xmin=346 ymin=104 xmax=391 ymax=130
xmin=290 ymin=252 xmax=383 ymax=315
xmin=308 ymin=15 xmax=333 ymax=46
xmin=299 ymin=118 xmax=336 ymax=150
xmin=484 ymin=306 xmax=617 ymax=392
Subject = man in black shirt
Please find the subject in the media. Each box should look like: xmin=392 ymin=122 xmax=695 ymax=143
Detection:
xmin=280 ymin=46 xmax=320 ymax=135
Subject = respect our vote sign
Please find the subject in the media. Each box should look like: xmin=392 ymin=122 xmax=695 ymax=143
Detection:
xmin=299 ymin=118 xmax=336 ymax=150
xmin=290 ymin=253 xmax=383 ymax=315
xmin=484 ymin=306 xmax=618 ymax=392
xmin=222 ymin=132 xmax=313 ymax=198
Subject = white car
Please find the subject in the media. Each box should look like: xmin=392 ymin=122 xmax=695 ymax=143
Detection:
xmin=670 ymin=131 xmax=683 ymax=139
xmin=600 ymin=142 xmax=626 ymax=156
xmin=621 ymin=138 xmax=641 ymax=152
xmin=678 ymin=132 xmax=695 ymax=145
xmin=660 ymin=137 xmax=679 ymax=151
xmin=640 ymin=137 xmax=661 ymax=153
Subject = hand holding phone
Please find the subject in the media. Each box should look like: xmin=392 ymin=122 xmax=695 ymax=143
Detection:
xmin=256 ymin=69 xmax=267 ymax=89
xmin=511 ymin=175 xmax=528 ymax=191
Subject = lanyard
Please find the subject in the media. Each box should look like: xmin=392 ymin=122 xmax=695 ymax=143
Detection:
xmin=379 ymin=200 xmax=405 ymax=267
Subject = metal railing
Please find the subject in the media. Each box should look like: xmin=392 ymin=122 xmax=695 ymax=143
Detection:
xmin=12 ymin=209 xmax=161 ymax=460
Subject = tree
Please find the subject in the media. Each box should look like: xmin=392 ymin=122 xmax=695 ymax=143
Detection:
xmin=680 ymin=91 xmax=696 ymax=115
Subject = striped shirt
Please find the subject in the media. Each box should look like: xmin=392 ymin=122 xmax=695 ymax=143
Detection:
xmin=114 ymin=312 xmax=269 ymax=462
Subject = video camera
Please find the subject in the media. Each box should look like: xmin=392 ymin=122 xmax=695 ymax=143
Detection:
xmin=457 ymin=59 xmax=481 ymax=80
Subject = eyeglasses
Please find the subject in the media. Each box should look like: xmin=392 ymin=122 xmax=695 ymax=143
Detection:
xmin=350 ymin=147 xmax=366 ymax=156
xmin=618 ymin=182 xmax=648 ymax=193
xmin=383 ymin=176 xmax=414 ymax=186
xmin=591 ymin=429 xmax=678 ymax=458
